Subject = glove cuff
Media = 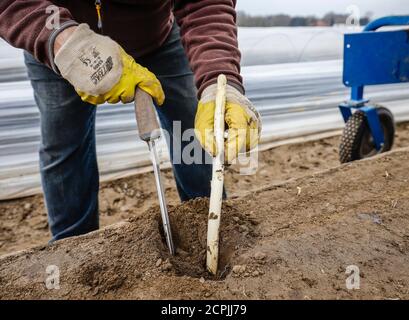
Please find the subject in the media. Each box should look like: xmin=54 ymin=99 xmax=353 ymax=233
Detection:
xmin=54 ymin=24 xmax=95 ymax=76
xmin=47 ymin=20 xmax=79 ymax=74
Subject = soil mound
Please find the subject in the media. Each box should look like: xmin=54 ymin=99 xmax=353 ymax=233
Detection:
xmin=162 ymin=198 xmax=256 ymax=279
xmin=1 ymin=148 xmax=409 ymax=299
xmin=0 ymin=198 xmax=257 ymax=299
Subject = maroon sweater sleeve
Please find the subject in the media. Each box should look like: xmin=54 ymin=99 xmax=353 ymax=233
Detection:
xmin=174 ymin=0 xmax=243 ymax=96
xmin=0 ymin=0 xmax=74 ymax=66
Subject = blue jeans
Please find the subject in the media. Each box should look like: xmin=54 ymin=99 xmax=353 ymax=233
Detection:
xmin=24 ymin=24 xmax=213 ymax=241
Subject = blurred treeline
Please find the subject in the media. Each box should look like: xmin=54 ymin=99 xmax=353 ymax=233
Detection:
xmin=237 ymin=11 xmax=372 ymax=27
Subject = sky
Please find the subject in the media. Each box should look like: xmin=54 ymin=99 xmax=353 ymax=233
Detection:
xmin=236 ymin=0 xmax=409 ymax=18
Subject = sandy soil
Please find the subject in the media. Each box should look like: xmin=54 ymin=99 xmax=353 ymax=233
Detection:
xmin=0 ymin=145 xmax=408 ymax=299
xmin=2 ymin=123 xmax=409 ymax=257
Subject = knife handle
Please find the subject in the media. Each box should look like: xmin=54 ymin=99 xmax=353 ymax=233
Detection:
xmin=134 ymin=88 xmax=161 ymax=141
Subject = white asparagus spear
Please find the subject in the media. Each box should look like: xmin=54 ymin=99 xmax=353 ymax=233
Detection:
xmin=206 ymin=74 xmax=227 ymax=275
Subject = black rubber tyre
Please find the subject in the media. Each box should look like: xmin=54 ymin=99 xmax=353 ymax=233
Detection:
xmin=339 ymin=105 xmax=395 ymax=163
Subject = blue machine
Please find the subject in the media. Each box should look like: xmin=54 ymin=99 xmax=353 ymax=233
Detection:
xmin=339 ymin=16 xmax=409 ymax=162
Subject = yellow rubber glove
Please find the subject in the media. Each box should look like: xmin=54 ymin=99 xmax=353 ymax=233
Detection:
xmin=77 ymin=48 xmax=164 ymax=105
xmin=195 ymin=84 xmax=261 ymax=163
xmin=54 ymin=24 xmax=164 ymax=106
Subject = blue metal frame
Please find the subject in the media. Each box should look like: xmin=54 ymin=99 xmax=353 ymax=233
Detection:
xmin=339 ymin=15 xmax=409 ymax=151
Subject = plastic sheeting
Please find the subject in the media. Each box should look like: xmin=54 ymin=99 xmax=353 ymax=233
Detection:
xmin=1 ymin=27 xmax=409 ymax=199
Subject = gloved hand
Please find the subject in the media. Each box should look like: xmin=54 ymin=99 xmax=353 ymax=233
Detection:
xmin=195 ymin=84 xmax=261 ymax=163
xmin=54 ymin=24 xmax=164 ymax=105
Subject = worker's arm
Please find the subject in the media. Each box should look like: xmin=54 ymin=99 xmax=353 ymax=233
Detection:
xmin=0 ymin=1 xmax=163 ymax=105
xmin=174 ymin=0 xmax=243 ymax=96
xmin=174 ymin=0 xmax=261 ymax=163
xmin=0 ymin=0 xmax=76 ymax=68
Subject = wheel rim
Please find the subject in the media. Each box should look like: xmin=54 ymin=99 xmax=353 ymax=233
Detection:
xmin=359 ymin=123 xmax=386 ymax=158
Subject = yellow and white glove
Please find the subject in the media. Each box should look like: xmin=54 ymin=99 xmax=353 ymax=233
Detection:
xmin=54 ymin=24 xmax=164 ymax=105
xmin=195 ymin=84 xmax=261 ymax=163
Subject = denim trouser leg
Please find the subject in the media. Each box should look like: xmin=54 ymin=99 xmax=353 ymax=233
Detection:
xmin=24 ymin=52 xmax=99 ymax=241
xmin=24 ymin=23 xmax=213 ymax=239
xmin=137 ymin=24 xmax=213 ymax=201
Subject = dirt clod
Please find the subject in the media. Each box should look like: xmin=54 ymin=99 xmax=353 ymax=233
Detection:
xmin=160 ymin=261 xmax=172 ymax=272
xmin=254 ymin=252 xmax=266 ymax=261
xmin=232 ymin=265 xmax=246 ymax=275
